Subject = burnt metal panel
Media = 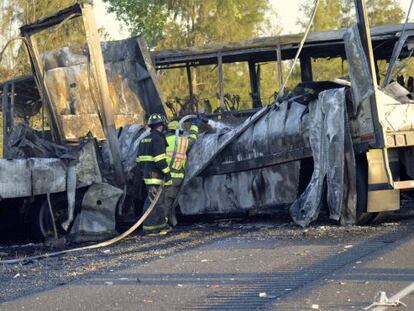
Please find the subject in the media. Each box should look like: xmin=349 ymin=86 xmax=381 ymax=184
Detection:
xmin=178 ymin=100 xmax=308 ymax=215
xmin=75 ymin=140 xmax=102 ymax=187
xmin=70 ymin=183 xmax=123 ymax=240
xmin=31 ymin=158 xmax=67 ymax=195
xmin=344 ymin=25 xmax=374 ymax=114
xmin=290 ymin=88 xmax=357 ymax=227
xmin=19 ymin=3 xmax=83 ymax=36
xmin=0 ymin=132 xmax=101 ymax=199
xmin=0 ymin=160 xmax=31 ymax=198
xmin=42 ymin=37 xmax=164 ymax=141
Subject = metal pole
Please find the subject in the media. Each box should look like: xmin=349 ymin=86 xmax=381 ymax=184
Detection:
xmin=248 ymin=61 xmax=262 ymax=108
xmin=2 ymin=81 xmax=15 ymax=154
xmin=383 ymin=0 xmax=414 ymax=87
xmin=186 ymin=63 xmax=195 ymax=112
xmin=186 ymin=63 xmax=194 ymax=99
xmin=81 ymin=3 xmax=125 ymax=186
xmin=2 ymin=83 xmax=9 ymax=156
xmin=276 ymin=44 xmax=284 ymax=97
xmin=300 ymin=55 xmax=313 ymax=82
xmin=10 ymin=81 xmax=14 ymax=131
xmin=217 ymin=52 xmax=225 ymax=109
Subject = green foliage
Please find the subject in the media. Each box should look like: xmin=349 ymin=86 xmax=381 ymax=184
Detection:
xmin=103 ymin=0 xmax=269 ymax=49
xmin=103 ymin=0 xmax=169 ymax=48
xmin=299 ymin=0 xmax=404 ymax=83
xmin=104 ymin=0 xmax=274 ymax=113
xmin=0 ymin=0 xmax=86 ymax=82
xmin=299 ymin=0 xmax=344 ymax=31
xmin=300 ymin=0 xmax=404 ymax=32
xmin=341 ymin=0 xmax=405 ymax=27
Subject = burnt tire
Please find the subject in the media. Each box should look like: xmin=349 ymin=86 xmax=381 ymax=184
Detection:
xmin=30 ymin=194 xmax=77 ymax=240
xmin=355 ymin=154 xmax=379 ymax=225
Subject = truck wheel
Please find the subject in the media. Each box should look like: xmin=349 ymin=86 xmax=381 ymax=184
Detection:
xmin=30 ymin=195 xmax=73 ymax=240
xmin=356 ymin=154 xmax=379 ymax=225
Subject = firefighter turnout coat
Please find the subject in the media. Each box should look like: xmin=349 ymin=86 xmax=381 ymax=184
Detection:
xmin=137 ymin=129 xmax=171 ymax=186
xmin=166 ymin=133 xmax=190 ymax=186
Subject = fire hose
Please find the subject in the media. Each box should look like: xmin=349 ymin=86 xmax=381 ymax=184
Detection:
xmin=0 ymin=186 xmax=164 ymax=265
xmin=0 ymin=117 xmax=194 ymax=265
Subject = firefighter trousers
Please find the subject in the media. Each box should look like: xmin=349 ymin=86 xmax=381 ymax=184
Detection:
xmin=143 ymin=185 xmax=168 ymax=232
xmin=164 ymin=185 xmax=180 ymax=226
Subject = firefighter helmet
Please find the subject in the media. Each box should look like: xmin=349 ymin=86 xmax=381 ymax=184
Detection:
xmin=147 ymin=113 xmax=165 ymax=127
xmin=167 ymin=120 xmax=179 ymax=131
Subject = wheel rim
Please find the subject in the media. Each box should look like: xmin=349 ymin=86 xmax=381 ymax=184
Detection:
xmin=38 ymin=199 xmax=69 ymax=238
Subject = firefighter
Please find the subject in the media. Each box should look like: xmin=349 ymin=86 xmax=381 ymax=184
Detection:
xmin=164 ymin=120 xmax=190 ymax=226
xmin=137 ymin=113 xmax=172 ymax=236
xmin=188 ymin=115 xmax=208 ymax=144
xmin=188 ymin=121 xmax=200 ymax=143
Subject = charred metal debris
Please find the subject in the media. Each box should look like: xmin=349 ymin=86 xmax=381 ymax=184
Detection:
xmin=1 ymin=2 xmax=414 ymax=246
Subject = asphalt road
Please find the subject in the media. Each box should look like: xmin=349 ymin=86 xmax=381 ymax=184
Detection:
xmin=1 ymin=211 xmax=414 ymax=310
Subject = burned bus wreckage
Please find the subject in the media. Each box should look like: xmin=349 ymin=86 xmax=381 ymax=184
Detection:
xmin=1 ymin=2 xmax=414 ymax=242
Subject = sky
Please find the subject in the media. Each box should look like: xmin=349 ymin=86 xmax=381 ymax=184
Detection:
xmin=94 ymin=0 xmax=414 ymax=41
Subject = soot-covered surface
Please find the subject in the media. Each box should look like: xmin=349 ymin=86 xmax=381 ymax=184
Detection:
xmin=179 ymin=87 xmax=354 ymax=227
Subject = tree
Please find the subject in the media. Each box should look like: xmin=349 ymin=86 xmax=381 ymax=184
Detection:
xmin=341 ymin=0 xmax=404 ymax=27
xmin=0 ymin=0 xmax=87 ymax=82
xmin=104 ymin=0 xmax=273 ymax=113
xmin=298 ymin=0 xmax=404 ymax=82
xmin=103 ymin=0 xmax=269 ymax=49
xmin=300 ymin=0 xmax=404 ymax=31
xmin=298 ymin=0 xmax=343 ymax=31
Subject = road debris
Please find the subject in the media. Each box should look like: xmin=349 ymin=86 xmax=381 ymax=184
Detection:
xmin=311 ymin=304 xmax=320 ymax=310
xmin=259 ymin=292 xmax=276 ymax=298
xmin=364 ymin=291 xmax=407 ymax=310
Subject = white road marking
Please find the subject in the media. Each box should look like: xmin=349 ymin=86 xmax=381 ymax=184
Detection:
xmin=372 ymin=282 xmax=414 ymax=311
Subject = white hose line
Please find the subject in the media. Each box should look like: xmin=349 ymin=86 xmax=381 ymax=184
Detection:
xmin=277 ymin=0 xmax=320 ymax=100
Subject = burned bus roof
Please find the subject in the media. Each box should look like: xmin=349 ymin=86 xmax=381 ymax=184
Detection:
xmin=2 ymin=22 xmax=414 ymax=113
xmin=154 ymin=23 xmax=414 ymax=68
